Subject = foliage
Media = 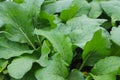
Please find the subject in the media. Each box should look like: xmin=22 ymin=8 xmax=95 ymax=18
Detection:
xmin=0 ymin=0 xmax=120 ymax=80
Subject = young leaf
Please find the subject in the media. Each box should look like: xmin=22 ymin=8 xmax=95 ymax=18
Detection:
xmin=111 ymin=26 xmax=120 ymax=46
xmin=36 ymin=40 xmax=50 ymax=67
xmin=81 ymin=30 xmax=110 ymax=67
xmin=91 ymin=56 xmax=120 ymax=75
xmin=34 ymin=29 xmax=73 ymax=65
xmin=35 ymin=54 xmax=68 ymax=80
xmin=8 ymin=56 xmax=35 ymax=79
xmin=60 ymin=5 xmax=78 ymax=22
xmin=0 ymin=37 xmax=33 ymax=59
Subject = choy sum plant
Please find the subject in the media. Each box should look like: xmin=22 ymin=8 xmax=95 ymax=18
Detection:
xmin=0 ymin=0 xmax=120 ymax=80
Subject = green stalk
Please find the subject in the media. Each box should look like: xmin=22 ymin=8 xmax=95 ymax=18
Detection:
xmin=19 ymin=28 xmax=36 ymax=50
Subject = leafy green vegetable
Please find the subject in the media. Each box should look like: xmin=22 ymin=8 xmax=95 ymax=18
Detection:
xmin=34 ymin=29 xmax=73 ymax=65
xmin=0 ymin=0 xmax=120 ymax=80
xmin=0 ymin=0 xmax=44 ymax=49
xmin=0 ymin=37 xmax=33 ymax=59
xmin=81 ymin=30 xmax=110 ymax=67
xmin=91 ymin=56 xmax=120 ymax=75
xmin=67 ymin=15 xmax=106 ymax=48
xmin=60 ymin=5 xmax=78 ymax=22
xmin=8 ymin=56 xmax=35 ymax=79
xmin=35 ymin=54 xmax=68 ymax=80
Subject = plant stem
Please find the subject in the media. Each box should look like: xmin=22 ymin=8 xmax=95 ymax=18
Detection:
xmin=19 ymin=28 xmax=36 ymax=50
xmin=79 ymin=52 xmax=93 ymax=71
xmin=37 ymin=35 xmax=41 ymax=45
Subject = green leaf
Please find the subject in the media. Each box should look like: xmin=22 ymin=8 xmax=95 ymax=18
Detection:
xmin=39 ymin=11 xmax=57 ymax=28
xmin=101 ymin=1 xmax=120 ymax=22
xmin=111 ymin=26 xmax=120 ymax=46
xmin=90 ymin=73 xmax=116 ymax=80
xmin=22 ymin=0 xmax=44 ymax=16
xmin=0 ymin=59 xmax=8 ymax=73
xmin=72 ymin=0 xmax=90 ymax=16
xmin=110 ymin=42 xmax=120 ymax=56
xmin=60 ymin=5 xmax=78 ymax=22
xmin=11 ymin=64 xmax=38 ymax=80
xmin=13 ymin=0 xmax=23 ymax=3
xmin=0 ymin=37 xmax=33 ymax=59
xmin=81 ymin=30 xmax=111 ymax=67
xmin=88 ymin=1 xmax=102 ymax=18
xmin=68 ymin=69 xmax=84 ymax=80
xmin=0 ymin=0 xmax=44 ymax=49
xmin=34 ymin=29 xmax=73 ymax=65
xmin=35 ymin=54 xmax=68 ymax=80
xmin=36 ymin=40 xmax=50 ymax=67
xmin=8 ymin=56 xmax=35 ymax=79
xmin=91 ymin=56 xmax=120 ymax=75
xmin=42 ymin=0 xmax=73 ymax=14
xmin=67 ymin=15 xmax=106 ymax=49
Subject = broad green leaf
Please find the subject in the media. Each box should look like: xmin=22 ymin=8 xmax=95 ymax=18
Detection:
xmin=0 ymin=37 xmax=33 ymax=59
xmin=8 ymin=56 xmax=35 ymax=79
xmin=54 ymin=23 xmax=71 ymax=35
xmin=0 ymin=1 xmax=32 ymax=45
xmin=67 ymin=15 xmax=106 ymax=49
xmin=91 ymin=56 xmax=120 ymax=75
xmin=101 ymin=1 xmax=120 ymax=22
xmin=68 ymin=69 xmax=84 ymax=80
xmin=81 ymin=30 xmax=110 ymax=67
xmin=34 ymin=29 xmax=73 ymax=65
xmin=60 ymin=5 xmax=78 ymax=22
xmin=111 ymin=26 xmax=120 ymax=46
xmin=0 ymin=0 xmax=44 ymax=49
xmin=88 ymin=1 xmax=102 ymax=18
xmin=0 ymin=59 xmax=8 ymax=72
xmin=11 ymin=65 xmax=38 ymax=80
xmin=36 ymin=40 xmax=50 ymax=67
xmin=42 ymin=0 xmax=73 ymax=14
xmin=90 ymin=73 xmax=116 ymax=80
xmin=22 ymin=0 xmax=44 ymax=16
xmin=35 ymin=54 xmax=68 ymax=80
xmin=72 ymin=0 xmax=90 ymax=16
